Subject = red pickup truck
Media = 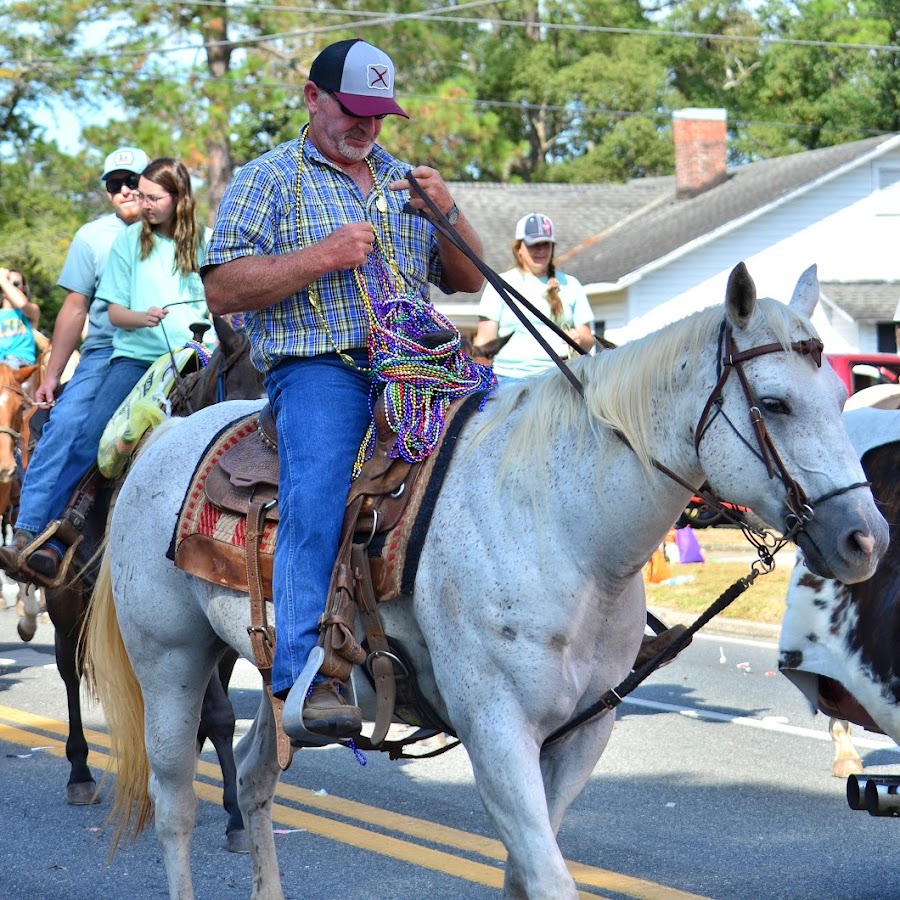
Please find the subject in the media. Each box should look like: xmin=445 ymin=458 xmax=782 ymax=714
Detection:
xmin=827 ymin=352 xmax=900 ymax=395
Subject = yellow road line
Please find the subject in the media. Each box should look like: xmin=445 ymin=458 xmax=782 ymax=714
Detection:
xmin=0 ymin=705 xmax=709 ymax=900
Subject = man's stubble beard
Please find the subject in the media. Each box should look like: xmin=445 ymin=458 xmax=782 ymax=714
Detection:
xmin=337 ymin=133 xmax=374 ymax=162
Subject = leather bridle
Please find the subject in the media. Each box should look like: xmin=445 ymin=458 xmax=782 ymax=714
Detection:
xmin=687 ymin=321 xmax=870 ymax=541
xmin=545 ymin=324 xmax=875 ymax=746
xmin=0 ymin=381 xmax=33 ymax=445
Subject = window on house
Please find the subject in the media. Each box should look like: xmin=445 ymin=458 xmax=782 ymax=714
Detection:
xmin=877 ymin=321 xmax=898 ymax=353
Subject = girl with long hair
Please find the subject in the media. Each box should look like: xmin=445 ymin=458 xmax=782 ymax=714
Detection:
xmin=23 ymin=157 xmax=210 ymax=581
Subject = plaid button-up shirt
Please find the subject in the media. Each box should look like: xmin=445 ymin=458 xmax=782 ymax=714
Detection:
xmin=205 ymin=127 xmax=446 ymax=372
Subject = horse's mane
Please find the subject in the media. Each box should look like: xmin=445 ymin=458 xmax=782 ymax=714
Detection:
xmin=471 ymin=297 xmax=817 ymax=478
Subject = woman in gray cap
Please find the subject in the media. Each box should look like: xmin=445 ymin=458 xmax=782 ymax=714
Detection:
xmin=475 ymin=212 xmax=595 ymax=378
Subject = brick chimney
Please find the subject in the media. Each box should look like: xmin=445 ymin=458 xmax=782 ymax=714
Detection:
xmin=672 ymin=108 xmax=728 ymax=198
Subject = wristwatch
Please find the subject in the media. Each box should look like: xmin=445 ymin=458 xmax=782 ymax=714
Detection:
xmin=445 ymin=203 xmax=460 ymax=226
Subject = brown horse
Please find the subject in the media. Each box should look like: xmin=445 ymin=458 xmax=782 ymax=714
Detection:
xmin=41 ymin=317 xmax=263 ymax=853
xmin=0 ymin=362 xmax=38 ymax=521
xmin=0 ymin=363 xmax=41 ymax=628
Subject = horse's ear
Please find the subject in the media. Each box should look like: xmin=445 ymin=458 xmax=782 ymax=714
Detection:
xmin=724 ymin=262 xmax=757 ymax=330
xmin=788 ymin=264 xmax=819 ymax=318
xmin=15 ymin=364 xmax=38 ymax=384
xmin=213 ymin=315 xmax=238 ymax=353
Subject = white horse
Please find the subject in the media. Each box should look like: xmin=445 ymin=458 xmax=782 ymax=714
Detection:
xmin=85 ymin=262 xmax=888 ymax=900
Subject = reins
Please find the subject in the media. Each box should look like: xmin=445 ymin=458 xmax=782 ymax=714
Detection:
xmin=401 ymin=176 xmax=871 ymax=744
xmin=404 ymin=171 xmax=588 ymax=398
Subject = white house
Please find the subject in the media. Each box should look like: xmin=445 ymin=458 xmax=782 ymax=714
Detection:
xmin=439 ymin=110 xmax=900 ymax=354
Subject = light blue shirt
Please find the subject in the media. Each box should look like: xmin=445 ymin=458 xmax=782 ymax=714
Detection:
xmin=97 ymin=223 xmax=210 ymax=363
xmin=57 ymin=212 xmax=129 ymax=355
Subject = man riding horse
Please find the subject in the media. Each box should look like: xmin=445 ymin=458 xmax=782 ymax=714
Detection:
xmin=201 ymin=38 xmax=486 ymax=740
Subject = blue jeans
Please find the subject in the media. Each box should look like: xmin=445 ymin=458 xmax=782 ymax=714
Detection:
xmin=265 ymin=354 xmax=372 ymax=696
xmin=41 ymin=357 xmax=151 ymax=529
xmin=17 ymin=347 xmax=114 ymax=534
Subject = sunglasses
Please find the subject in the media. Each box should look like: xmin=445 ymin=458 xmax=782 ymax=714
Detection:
xmin=106 ymin=172 xmax=141 ymax=196
xmin=320 ymin=88 xmax=387 ymax=121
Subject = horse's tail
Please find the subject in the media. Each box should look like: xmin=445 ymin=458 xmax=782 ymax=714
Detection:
xmin=82 ymin=547 xmax=153 ymax=851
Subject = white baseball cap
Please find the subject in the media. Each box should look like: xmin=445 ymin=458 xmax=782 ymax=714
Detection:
xmin=101 ymin=146 xmax=150 ymax=182
xmin=309 ymin=39 xmax=408 ymax=119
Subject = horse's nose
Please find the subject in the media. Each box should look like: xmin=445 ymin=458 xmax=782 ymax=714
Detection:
xmin=841 ymin=515 xmax=890 ymax=576
xmin=0 ymin=466 xmax=16 ymax=483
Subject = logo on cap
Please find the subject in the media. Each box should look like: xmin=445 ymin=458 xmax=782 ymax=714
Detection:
xmin=529 ymin=215 xmax=553 ymax=239
xmin=367 ymin=65 xmax=391 ymax=91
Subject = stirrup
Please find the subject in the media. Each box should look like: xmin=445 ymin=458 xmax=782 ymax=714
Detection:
xmin=17 ymin=521 xmax=82 ymax=589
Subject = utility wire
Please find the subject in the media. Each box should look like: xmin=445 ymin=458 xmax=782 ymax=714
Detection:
xmin=13 ymin=62 xmax=896 ymax=139
xmin=7 ymin=1 xmax=900 ymax=67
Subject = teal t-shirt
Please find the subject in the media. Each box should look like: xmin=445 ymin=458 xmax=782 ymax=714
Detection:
xmin=0 ymin=308 xmax=36 ymax=364
xmin=477 ymin=267 xmax=594 ymax=378
xmin=97 ymin=222 xmax=210 ymax=363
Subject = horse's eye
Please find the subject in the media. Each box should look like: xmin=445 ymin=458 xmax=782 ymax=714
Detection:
xmin=760 ymin=397 xmax=790 ymax=415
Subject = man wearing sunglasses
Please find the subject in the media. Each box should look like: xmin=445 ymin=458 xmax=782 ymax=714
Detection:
xmin=0 ymin=146 xmax=149 ymax=578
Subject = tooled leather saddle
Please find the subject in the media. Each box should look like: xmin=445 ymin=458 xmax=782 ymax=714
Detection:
xmin=172 ymin=392 xmax=485 ymax=760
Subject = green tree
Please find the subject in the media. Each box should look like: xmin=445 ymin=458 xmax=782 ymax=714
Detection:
xmin=738 ymin=0 xmax=900 ymax=156
xmin=0 ymin=141 xmax=94 ymax=328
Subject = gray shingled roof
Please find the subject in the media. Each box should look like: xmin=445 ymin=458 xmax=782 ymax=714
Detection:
xmin=432 ymin=133 xmax=900 ymax=318
xmin=822 ymin=282 xmax=900 ymax=320
xmin=433 ymin=179 xmax=672 ymax=305
xmin=562 ymin=135 xmax=896 ymax=286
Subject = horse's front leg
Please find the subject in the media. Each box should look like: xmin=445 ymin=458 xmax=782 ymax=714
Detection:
xmin=458 ymin=703 xmax=579 ymax=899
xmin=234 ymin=693 xmax=285 ymax=900
xmin=541 ymin=713 xmax=615 ymax=834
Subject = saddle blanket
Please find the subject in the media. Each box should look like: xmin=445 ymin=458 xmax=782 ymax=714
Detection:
xmin=170 ymin=415 xmax=278 ymax=595
xmin=168 ymin=392 xmax=485 ymax=601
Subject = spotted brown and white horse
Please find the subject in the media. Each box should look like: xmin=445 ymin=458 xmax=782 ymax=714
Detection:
xmin=780 ymin=407 xmax=900 ymax=777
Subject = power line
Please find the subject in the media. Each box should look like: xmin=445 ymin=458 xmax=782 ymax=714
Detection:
xmin=39 ymin=61 xmax=897 ymax=140
xmin=122 ymin=0 xmax=900 ymax=56
xmin=8 ymin=1 xmax=900 ymax=68
xmin=8 ymin=0 xmax=503 ymax=65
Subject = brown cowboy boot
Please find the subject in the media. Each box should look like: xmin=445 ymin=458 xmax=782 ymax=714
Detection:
xmin=0 ymin=529 xmax=31 ymax=578
xmin=301 ymin=678 xmax=362 ymax=738
xmin=633 ymin=624 xmax=692 ymax=670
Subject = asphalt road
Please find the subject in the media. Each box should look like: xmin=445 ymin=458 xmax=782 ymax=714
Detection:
xmin=1 ymin=588 xmax=899 ymax=900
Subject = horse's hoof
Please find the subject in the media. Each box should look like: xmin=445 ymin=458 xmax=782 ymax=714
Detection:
xmin=226 ymin=829 xmax=249 ymax=854
xmin=17 ymin=615 xmax=37 ymax=642
xmin=67 ymin=781 xmax=101 ymax=805
xmin=833 ymin=758 xmax=864 ymax=779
